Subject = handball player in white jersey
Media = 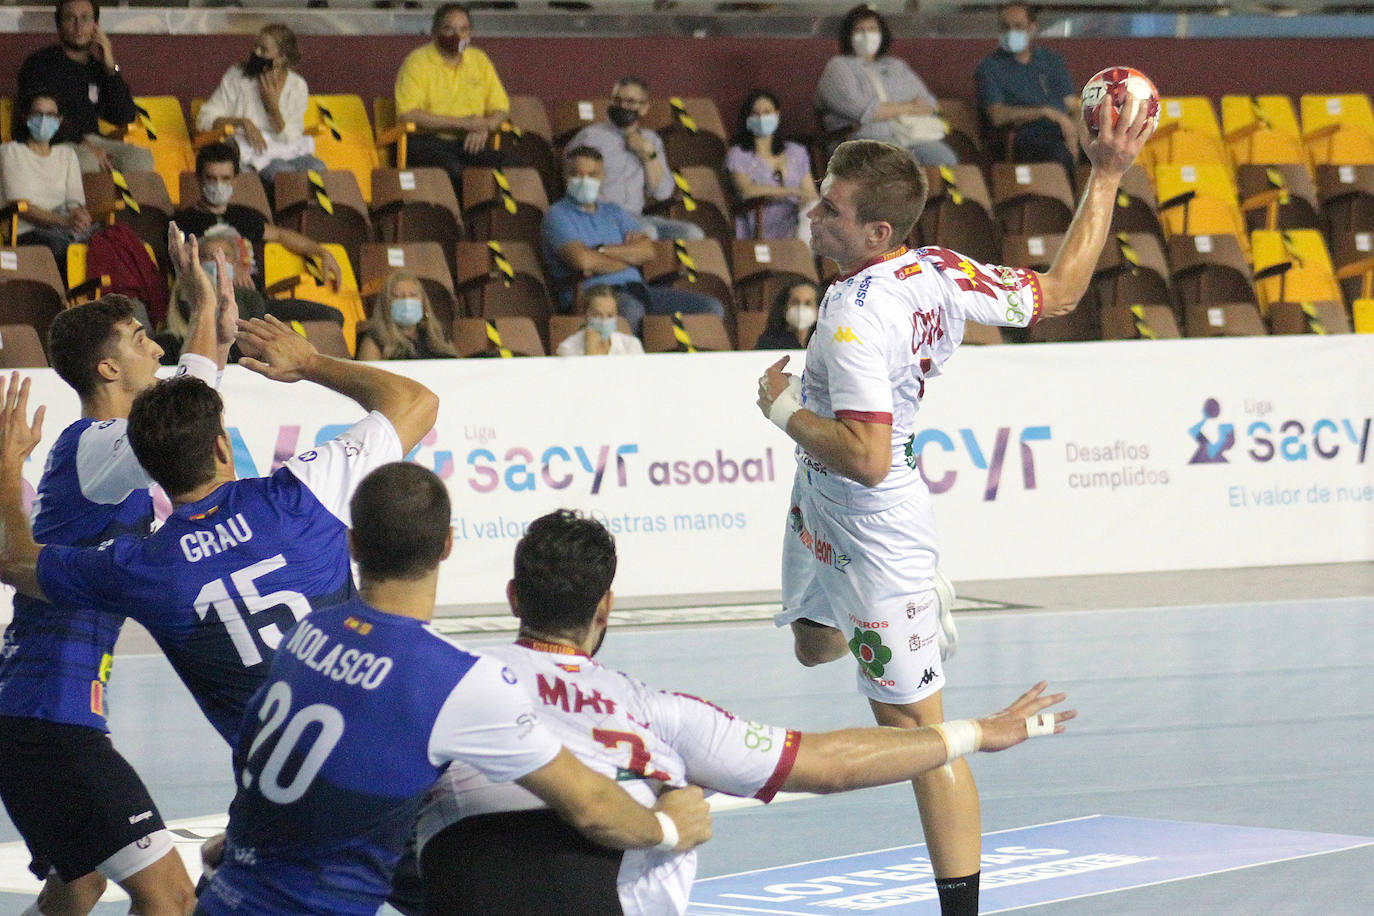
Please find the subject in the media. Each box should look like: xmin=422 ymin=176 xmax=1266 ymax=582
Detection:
xmin=756 ymin=109 xmax=1153 ymax=914
xmin=410 ymin=510 xmax=1073 ymax=916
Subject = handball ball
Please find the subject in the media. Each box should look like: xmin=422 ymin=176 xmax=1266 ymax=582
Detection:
xmin=1081 ymin=67 xmax=1160 ymax=136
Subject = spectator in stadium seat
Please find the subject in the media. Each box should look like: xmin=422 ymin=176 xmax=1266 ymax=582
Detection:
xmin=17 ymin=0 xmax=154 ymax=175
xmin=195 ymin=24 xmax=326 ymax=184
xmin=0 ymin=89 xmax=90 ymax=283
xmin=555 ymin=285 xmax=644 ymax=357
xmin=725 ymin=89 xmax=818 ymax=241
xmin=394 ymin=2 xmax=509 ymax=195
xmin=173 ymin=142 xmax=342 ymax=291
xmin=754 ymin=279 xmax=819 ymax=350
xmin=542 ymin=146 xmax=724 ymax=335
xmin=355 ymin=270 xmax=458 ymax=361
xmin=568 ymin=76 xmax=703 ymax=242
xmin=815 ymin=5 xmax=957 ymax=166
xmin=974 ymin=2 xmax=1080 ymax=179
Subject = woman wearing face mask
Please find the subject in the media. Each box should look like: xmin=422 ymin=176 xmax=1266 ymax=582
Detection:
xmin=195 ymin=24 xmax=325 ymax=183
xmin=356 ymin=270 xmax=459 ymax=361
xmin=555 ymin=285 xmax=644 ymax=356
xmin=0 ymin=91 xmax=90 ymax=282
xmin=815 ymin=5 xmax=958 ymax=166
xmin=725 ymin=90 xmax=819 ymax=242
xmin=755 ymin=280 xmax=820 ymax=350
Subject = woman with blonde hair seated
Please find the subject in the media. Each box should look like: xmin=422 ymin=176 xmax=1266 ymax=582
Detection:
xmin=357 ymin=270 xmax=458 ymax=360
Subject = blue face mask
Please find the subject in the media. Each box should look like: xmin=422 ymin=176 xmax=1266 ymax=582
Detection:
xmin=587 ymin=315 xmax=617 ymax=341
xmin=26 ymin=114 xmax=60 ymax=144
xmin=390 ymin=296 xmax=424 ymax=327
xmin=1000 ymin=29 xmax=1030 ymax=54
xmin=747 ymin=112 xmax=780 ymax=137
xmin=201 ymin=259 xmax=234 ymax=288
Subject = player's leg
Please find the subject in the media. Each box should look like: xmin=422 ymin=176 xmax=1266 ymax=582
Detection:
xmin=869 ymin=692 xmax=982 ymax=915
xmin=20 ymin=871 xmax=106 ymax=916
xmin=790 ymin=617 xmax=848 ymax=666
xmin=108 ymin=844 xmax=195 ymax=916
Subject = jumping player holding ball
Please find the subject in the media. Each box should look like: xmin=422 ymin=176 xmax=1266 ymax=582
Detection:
xmin=755 ymin=77 xmax=1155 ymax=915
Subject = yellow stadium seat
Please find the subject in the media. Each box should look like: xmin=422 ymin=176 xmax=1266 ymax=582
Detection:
xmin=0 ymin=97 xmax=12 ymax=143
xmin=1221 ymin=95 xmax=1307 ymax=168
xmin=1353 ymin=298 xmax=1374 ymax=332
xmin=1154 ymin=163 xmax=1248 ymax=253
xmin=304 ymin=95 xmax=381 ymax=203
xmin=1144 ymin=96 xmax=1229 ymax=170
xmin=263 ymin=242 xmax=366 ymax=354
xmin=115 ymin=97 xmax=195 ymax=207
xmin=1301 ymin=93 xmax=1374 ymax=166
xmin=1250 ymin=229 xmax=1342 ymax=314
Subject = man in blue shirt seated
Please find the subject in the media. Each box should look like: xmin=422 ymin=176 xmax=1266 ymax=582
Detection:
xmin=193 ymin=462 xmax=712 ymax=916
xmin=974 ymin=2 xmax=1080 ymax=180
xmin=0 ymin=315 xmax=437 ymax=748
xmin=542 ymin=145 xmax=724 ymax=334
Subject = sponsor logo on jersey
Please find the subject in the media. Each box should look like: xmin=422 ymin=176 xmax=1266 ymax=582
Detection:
xmin=906 ymin=600 xmax=918 ymax=619
xmin=832 ymin=326 xmax=862 ymax=344
xmin=99 ymin=652 xmax=113 ymax=682
xmin=849 ymin=628 xmax=892 ymax=679
xmin=894 ymin=263 xmax=923 ymax=280
xmin=536 ymin=673 xmax=618 ymax=715
xmin=129 ymin=810 xmax=154 ymax=825
xmin=854 ymin=276 xmax=872 ymax=307
xmin=796 ymin=526 xmax=850 ymax=571
xmin=848 ymin=614 xmax=887 ymax=630
xmin=555 ymin=663 xmax=581 ymax=673
xmin=136 ymin=835 xmax=152 ymax=849
xmin=788 ymin=505 xmax=803 ymax=532
xmin=297 ymin=450 xmax=318 ymax=462
xmin=909 ymin=632 xmax=934 ymax=652
xmin=343 ymin=617 xmax=373 ymax=636
xmin=95 ymin=420 xmax=116 ymax=430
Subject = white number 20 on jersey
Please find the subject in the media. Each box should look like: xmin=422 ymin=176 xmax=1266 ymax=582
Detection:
xmin=241 ymin=680 xmax=344 ymax=804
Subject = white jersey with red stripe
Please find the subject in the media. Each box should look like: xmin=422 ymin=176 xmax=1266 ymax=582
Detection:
xmin=797 ymin=244 xmax=1042 ymax=513
xmin=416 ymin=639 xmax=800 ymax=916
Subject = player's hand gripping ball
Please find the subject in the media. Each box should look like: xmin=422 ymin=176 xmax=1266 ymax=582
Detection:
xmin=1080 ymin=67 xmax=1160 ymax=136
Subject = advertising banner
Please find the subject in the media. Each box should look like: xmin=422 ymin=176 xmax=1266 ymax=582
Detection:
xmin=3 ymin=334 xmax=1369 ymax=612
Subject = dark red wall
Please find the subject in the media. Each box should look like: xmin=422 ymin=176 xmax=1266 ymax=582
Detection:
xmin=1 ymin=33 xmax=1370 ymax=135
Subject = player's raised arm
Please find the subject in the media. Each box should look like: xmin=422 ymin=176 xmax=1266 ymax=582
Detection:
xmin=1035 ymin=95 xmax=1155 ymax=318
xmin=516 ymin=748 xmax=712 ymax=853
xmin=236 ymin=315 xmax=439 ymax=454
xmin=779 ymin=682 xmax=1075 ymax=794
xmin=0 ymin=373 xmax=48 ymax=598
xmin=168 ymin=221 xmax=238 ymax=371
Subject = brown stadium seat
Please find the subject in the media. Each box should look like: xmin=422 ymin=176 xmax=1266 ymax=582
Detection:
xmin=1328 ymin=228 xmax=1374 ymax=307
xmin=461 ymin=167 xmax=548 ymax=244
xmin=1237 ymin=164 xmax=1320 ymax=232
xmin=499 ymin=96 xmax=561 ymax=201
xmin=370 ymin=167 xmax=464 ymax=267
xmin=84 ymin=170 xmax=174 ymax=266
xmin=454 ymin=240 xmax=551 ymax=328
xmin=1267 ymin=300 xmax=1352 ymax=335
xmin=550 ymin=98 xmax=612 ymax=149
xmin=915 ymin=164 xmax=1000 ymax=266
xmin=935 ymin=98 xmax=984 ymax=166
xmin=451 ymin=317 xmax=545 ymax=357
xmin=641 ymin=313 xmax=733 ymax=353
xmin=0 ymin=246 xmax=67 ymax=358
xmin=1091 ymin=231 xmax=1174 ymax=315
xmin=296 ymin=320 xmax=351 ymax=359
xmin=1316 ymin=164 xmax=1374 ymax=233
xmin=1182 ymin=302 xmax=1268 ymax=337
xmin=647 ymin=166 xmax=733 ymax=244
xmin=1167 ymin=233 xmax=1259 ymax=314
xmin=1100 ymin=304 xmax=1181 ymax=340
xmin=641 ymin=240 xmax=735 ymax=317
xmin=646 ymin=97 xmax=728 ymax=171
xmin=990 ymin=162 xmax=1075 ymax=235
xmin=733 ymin=310 xmax=770 ymax=351
xmin=0 ymin=323 xmax=48 ymax=367
xmin=358 ymin=242 xmax=460 ymax=328
xmin=730 ymin=239 xmax=818 ymax=314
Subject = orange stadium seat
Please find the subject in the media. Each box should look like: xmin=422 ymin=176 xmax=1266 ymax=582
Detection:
xmin=1301 ymin=93 xmax=1374 ymax=166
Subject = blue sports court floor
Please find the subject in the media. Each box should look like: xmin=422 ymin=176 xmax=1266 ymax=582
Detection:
xmin=0 ymin=562 xmax=1370 ymax=915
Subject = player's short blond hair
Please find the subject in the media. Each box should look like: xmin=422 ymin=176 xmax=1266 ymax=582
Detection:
xmin=826 ymin=139 xmax=929 ymax=243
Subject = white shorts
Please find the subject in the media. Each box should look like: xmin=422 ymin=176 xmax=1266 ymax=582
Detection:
xmin=776 ymin=477 xmax=945 ymax=706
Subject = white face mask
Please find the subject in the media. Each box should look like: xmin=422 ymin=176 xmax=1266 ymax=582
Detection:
xmin=566 ymin=175 xmax=601 ymax=206
xmin=852 ymin=30 xmax=882 ymax=58
xmin=201 ymin=180 xmax=234 ymax=208
xmin=786 ymin=302 xmax=818 ymax=333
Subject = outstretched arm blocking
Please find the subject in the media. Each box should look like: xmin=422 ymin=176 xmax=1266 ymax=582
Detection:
xmin=0 ymin=374 xmax=47 ymax=598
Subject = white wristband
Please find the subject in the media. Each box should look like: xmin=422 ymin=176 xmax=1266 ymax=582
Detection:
xmin=1025 ymin=712 xmax=1056 ymax=737
xmin=931 ymin=719 xmax=981 ymax=763
xmin=768 ymin=376 xmax=803 ymax=431
xmin=653 ymin=810 xmax=679 ymax=852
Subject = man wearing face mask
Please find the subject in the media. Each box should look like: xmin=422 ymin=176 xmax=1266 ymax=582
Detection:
xmin=542 ymin=146 xmax=724 ymax=334
xmin=394 ymin=2 xmax=510 ymax=196
xmin=567 ymin=77 xmax=704 ymax=242
xmin=17 ymin=0 xmax=154 ymax=175
xmin=974 ymin=2 xmax=1080 ymax=180
xmin=173 ymin=143 xmax=343 ymax=291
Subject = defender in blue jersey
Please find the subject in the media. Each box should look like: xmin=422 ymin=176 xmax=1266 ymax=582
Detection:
xmin=193 ymin=462 xmax=712 ymax=916
xmin=0 ymin=315 xmax=438 ymax=744
xmin=0 ymin=228 xmax=236 ymax=916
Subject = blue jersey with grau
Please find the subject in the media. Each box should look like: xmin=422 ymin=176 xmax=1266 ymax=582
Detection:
xmin=33 ymin=413 xmax=402 ymax=745
xmin=0 ymin=417 xmax=153 ymax=730
xmin=199 ymin=599 xmax=561 ymax=916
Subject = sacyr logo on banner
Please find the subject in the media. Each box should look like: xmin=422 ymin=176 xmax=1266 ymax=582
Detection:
xmin=1187 ymin=398 xmax=1371 ymax=465
xmin=907 ymin=425 xmax=1052 ymax=500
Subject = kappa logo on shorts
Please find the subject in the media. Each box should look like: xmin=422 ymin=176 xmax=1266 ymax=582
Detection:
xmin=918 ymin=667 xmax=938 ymax=687
xmin=849 ymin=629 xmax=892 ymax=679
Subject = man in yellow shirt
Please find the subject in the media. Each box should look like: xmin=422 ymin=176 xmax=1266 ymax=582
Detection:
xmin=394 ymin=2 xmax=509 ymax=193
